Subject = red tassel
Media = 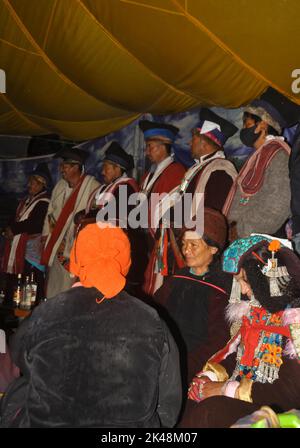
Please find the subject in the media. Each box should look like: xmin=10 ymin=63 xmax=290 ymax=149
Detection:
xmin=161 ymin=230 xmax=169 ymax=276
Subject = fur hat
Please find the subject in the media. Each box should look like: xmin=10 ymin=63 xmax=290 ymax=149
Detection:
xmin=183 ymin=207 xmax=228 ymax=249
xmin=30 ymin=162 xmax=52 ymax=187
xmin=244 ymin=87 xmax=300 ymax=134
xmin=104 ymin=141 xmax=134 ymax=171
xmin=54 ymin=147 xmax=89 ymax=164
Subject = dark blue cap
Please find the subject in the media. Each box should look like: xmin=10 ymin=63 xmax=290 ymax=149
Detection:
xmin=139 ymin=120 xmax=179 ymax=143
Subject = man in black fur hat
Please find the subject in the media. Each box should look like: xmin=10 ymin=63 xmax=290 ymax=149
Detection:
xmin=75 ymin=141 xmax=138 ymax=226
xmin=74 ymin=141 xmax=147 ymax=297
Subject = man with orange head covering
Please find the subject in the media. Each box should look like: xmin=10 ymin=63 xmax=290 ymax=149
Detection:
xmin=1 ymin=223 xmax=182 ymax=428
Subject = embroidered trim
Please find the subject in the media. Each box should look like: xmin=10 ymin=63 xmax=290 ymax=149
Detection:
xmin=173 ymin=275 xmax=227 ymax=295
xmin=288 ymin=324 xmax=300 ymax=360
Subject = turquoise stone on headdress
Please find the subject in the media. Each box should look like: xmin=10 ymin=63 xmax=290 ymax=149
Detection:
xmin=222 ymin=235 xmax=271 ymax=274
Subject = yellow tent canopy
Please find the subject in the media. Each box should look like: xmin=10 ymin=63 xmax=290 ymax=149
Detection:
xmin=0 ymin=0 xmax=299 ymax=140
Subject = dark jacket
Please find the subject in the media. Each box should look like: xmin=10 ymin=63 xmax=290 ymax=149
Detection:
xmin=154 ymin=264 xmax=232 ymax=383
xmin=0 ymin=287 xmax=182 ymax=428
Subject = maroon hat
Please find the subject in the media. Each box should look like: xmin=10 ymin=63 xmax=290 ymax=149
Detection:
xmin=183 ymin=207 xmax=228 ymax=249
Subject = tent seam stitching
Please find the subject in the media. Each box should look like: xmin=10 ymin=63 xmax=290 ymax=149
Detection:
xmin=119 ymin=0 xmax=185 ymax=16
xmin=42 ymin=0 xmax=59 ymax=50
xmin=1 ymin=94 xmax=48 ymax=131
xmin=0 ymin=37 xmax=40 ymax=55
xmin=172 ymin=0 xmax=300 ymax=103
xmin=77 ymin=0 xmax=201 ymax=103
xmin=3 ymin=0 xmax=134 ymax=111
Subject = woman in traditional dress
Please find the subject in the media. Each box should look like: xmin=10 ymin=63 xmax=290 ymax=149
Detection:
xmin=180 ymin=235 xmax=300 ymax=428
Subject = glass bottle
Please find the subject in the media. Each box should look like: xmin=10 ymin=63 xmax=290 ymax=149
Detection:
xmin=30 ymin=271 xmax=38 ymax=308
xmin=13 ymin=273 xmax=23 ymax=308
xmin=0 ymin=288 xmax=5 ymax=304
xmin=20 ymin=275 xmax=31 ymax=310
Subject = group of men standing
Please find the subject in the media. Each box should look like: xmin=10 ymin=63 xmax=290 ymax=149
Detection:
xmin=2 ymin=87 xmax=299 ymax=301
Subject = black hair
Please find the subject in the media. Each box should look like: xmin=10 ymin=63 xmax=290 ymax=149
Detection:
xmin=241 ymin=247 xmax=300 ymax=313
xmin=108 ymin=161 xmax=126 ymax=175
xmin=243 ymin=111 xmax=261 ymax=125
xmin=202 ymin=235 xmax=221 ymax=263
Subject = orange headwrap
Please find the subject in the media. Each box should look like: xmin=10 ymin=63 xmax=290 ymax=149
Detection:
xmin=69 ymin=223 xmax=131 ymax=298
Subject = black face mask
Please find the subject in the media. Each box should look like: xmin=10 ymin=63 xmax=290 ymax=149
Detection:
xmin=240 ymin=125 xmax=262 ymax=148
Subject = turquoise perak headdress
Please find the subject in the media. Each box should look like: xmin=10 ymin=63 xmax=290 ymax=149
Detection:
xmin=222 ymin=235 xmax=271 ymax=274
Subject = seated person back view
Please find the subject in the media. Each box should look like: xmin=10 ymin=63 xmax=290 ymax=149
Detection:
xmin=0 ymin=223 xmax=182 ymax=428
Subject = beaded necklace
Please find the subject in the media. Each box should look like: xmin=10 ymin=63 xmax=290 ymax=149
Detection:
xmin=230 ymin=306 xmax=288 ymax=384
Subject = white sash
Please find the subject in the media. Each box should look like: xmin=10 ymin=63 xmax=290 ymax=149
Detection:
xmin=140 ymin=156 xmax=174 ymax=196
xmin=95 ymin=175 xmax=133 ymax=206
xmin=7 ymin=194 xmax=50 ymax=273
xmin=152 ymin=152 xmax=226 ymax=229
xmin=46 ymin=176 xmax=97 ymax=266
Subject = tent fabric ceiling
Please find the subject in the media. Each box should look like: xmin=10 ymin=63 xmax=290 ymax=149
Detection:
xmin=0 ymin=0 xmax=299 ymax=140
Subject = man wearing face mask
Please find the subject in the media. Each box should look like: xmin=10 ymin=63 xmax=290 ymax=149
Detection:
xmin=223 ymin=88 xmax=295 ymax=239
